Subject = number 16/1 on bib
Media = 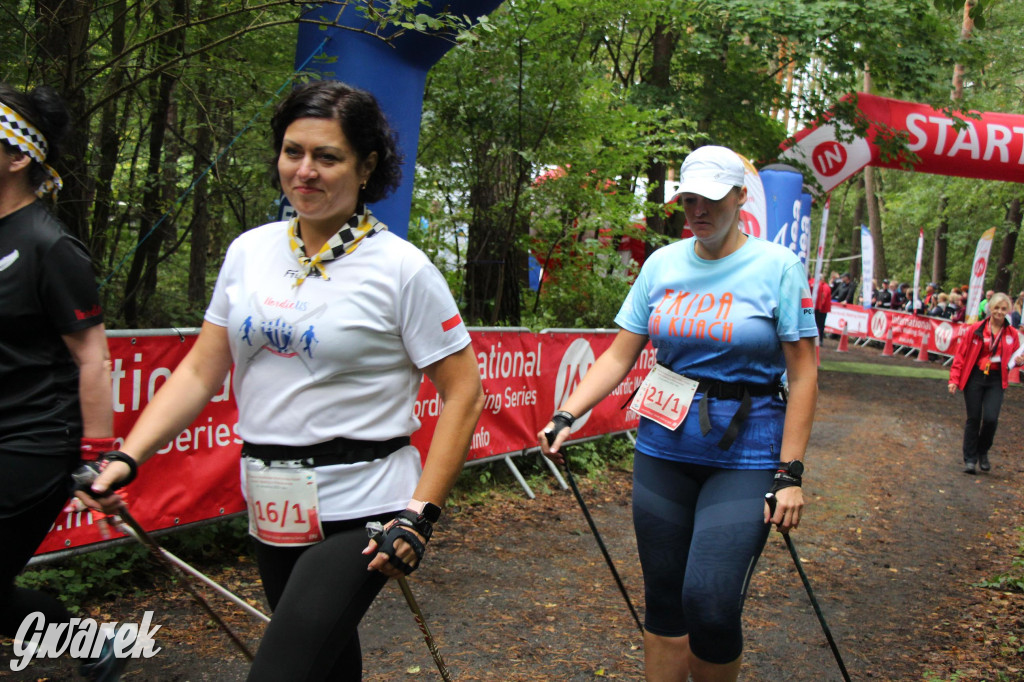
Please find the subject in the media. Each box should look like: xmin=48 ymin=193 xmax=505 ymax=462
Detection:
xmin=629 ymin=365 xmax=699 ymax=431
xmin=245 ymin=460 xmax=325 ymax=546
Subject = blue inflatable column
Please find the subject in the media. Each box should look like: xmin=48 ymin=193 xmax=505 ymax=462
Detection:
xmin=759 ymin=163 xmax=809 ymax=264
xmin=797 ymin=190 xmax=813 ymax=266
xmin=294 ymin=2 xmax=505 ymax=237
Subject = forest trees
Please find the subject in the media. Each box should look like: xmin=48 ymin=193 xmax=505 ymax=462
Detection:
xmin=821 ymin=0 xmax=1024 ymax=296
xmin=3 ymin=1 xmax=1020 ymax=329
xmin=1 ymin=0 xmax=475 ymax=327
xmin=416 ymin=0 xmax=979 ymax=326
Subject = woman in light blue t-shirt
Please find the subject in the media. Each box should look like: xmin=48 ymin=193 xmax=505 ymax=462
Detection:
xmin=539 ymin=146 xmax=818 ymax=682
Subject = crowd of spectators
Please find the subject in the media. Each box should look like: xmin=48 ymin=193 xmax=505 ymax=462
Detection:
xmin=826 ymin=270 xmax=1023 ymax=329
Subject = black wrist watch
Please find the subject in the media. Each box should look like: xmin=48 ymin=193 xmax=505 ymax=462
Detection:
xmin=777 ymin=460 xmax=804 ymax=478
xmin=406 ymin=500 xmax=442 ymax=524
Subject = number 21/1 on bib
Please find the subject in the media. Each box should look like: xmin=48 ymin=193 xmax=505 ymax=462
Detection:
xmin=629 ymin=364 xmax=699 ymax=431
xmin=245 ymin=460 xmax=324 ymax=546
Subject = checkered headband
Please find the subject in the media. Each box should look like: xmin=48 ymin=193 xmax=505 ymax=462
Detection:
xmin=0 ymin=100 xmax=63 ymax=199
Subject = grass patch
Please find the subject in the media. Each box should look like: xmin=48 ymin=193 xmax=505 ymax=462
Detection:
xmin=819 ymin=360 xmax=950 ymax=380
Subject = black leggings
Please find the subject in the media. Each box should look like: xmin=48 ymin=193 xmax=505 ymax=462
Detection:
xmin=962 ymin=367 xmax=1005 ymax=462
xmin=632 ymin=453 xmax=772 ymax=664
xmin=0 ymin=479 xmax=72 ymax=637
xmin=247 ymin=514 xmax=394 ymax=682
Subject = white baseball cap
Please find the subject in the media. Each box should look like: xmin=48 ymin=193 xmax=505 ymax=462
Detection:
xmin=677 ymin=145 xmax=745 ymax=200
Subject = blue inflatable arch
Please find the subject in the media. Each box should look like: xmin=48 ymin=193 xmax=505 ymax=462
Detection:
xmin=294 ymin=2 xmax=506 ymax=238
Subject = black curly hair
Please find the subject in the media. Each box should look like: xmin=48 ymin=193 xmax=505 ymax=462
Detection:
xmin=0 ymin=82 xmax=70 ymax=193
xmin=270 ymin=80 xmax=402 ymax=204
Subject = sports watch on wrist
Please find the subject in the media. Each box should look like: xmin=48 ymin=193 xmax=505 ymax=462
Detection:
xmin=406 ymin=499 xmax=442 ymax=524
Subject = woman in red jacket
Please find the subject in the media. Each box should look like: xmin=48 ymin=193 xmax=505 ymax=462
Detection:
xmin=948 ymin=292 xmax=1024 ymax=473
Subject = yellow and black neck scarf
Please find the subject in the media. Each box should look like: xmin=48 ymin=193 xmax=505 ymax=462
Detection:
xmin=287 ymin=207 xmax=386 ymax=287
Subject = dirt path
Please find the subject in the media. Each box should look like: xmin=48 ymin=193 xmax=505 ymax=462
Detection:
xmin=4 ymin=341 xmax=1023 ymax=681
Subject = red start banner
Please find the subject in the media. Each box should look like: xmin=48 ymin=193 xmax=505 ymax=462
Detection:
xmin=780 ymin=92 xmax=1024 ymax=192
xmin=36 ymin=329 xmax=654 ymax=557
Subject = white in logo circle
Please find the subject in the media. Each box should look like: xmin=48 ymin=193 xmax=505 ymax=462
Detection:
xmin=553 ymin=338 xmax=596 ymax=432
xmin=870 ymin=311 xmax=888 ymax=339
xmin=933 ymin=322 xmax=953 ymax=352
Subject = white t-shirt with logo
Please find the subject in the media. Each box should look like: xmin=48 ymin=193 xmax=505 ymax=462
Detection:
xmin=206 ymin=220 xmax=471 ymax=520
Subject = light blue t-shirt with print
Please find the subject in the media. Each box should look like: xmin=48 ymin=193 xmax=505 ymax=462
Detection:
xmin=614 ymin=236 xmax=816 ymax=469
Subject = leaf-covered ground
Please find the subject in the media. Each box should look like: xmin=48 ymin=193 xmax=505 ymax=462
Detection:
xmin=3 ymin=340 xmax=1024 ymax=681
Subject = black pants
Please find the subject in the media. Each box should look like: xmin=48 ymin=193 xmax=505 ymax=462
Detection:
xmin=814 ymin=311 xmax=828 ymax=340
xmin=247 ymin=515 xmax=394 ymax=682
xmin=961 ymin=367 xmax=1005 ymax=463
xmin=0 ymin=479 xmax=72 ymax=637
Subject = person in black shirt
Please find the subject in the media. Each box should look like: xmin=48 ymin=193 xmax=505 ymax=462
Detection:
xmin=0 ymin=82 xmax=120 ymax=679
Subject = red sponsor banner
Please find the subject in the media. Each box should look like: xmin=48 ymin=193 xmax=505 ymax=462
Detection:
xmin=413 ymin=330 xmax=545 ymax=461
xmin=781 ymin=93 xmax=1024 ymax=192
xmin=535 ymin=331 xmax=654 ymax=441
xmin=38 ymin=329 xmax=652 ymax=556
xmin=36 ymin=334 xmax=245 ymax=555
xmin=824 ymin=303 xmax=970 ymax=356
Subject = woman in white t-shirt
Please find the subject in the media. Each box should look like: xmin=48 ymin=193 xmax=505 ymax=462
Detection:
xmin=83 ymin=81 xmax=484 ymax=680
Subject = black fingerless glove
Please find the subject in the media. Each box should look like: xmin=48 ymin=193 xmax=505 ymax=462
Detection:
xmin=365 ymin=511 xmax=435 ymax=576
xmin=71 ymin=451 xmax=138 ymax=497
xmin=768 ymin=468 xmax=802 ymax=496
xmin=100 ymin=451 xmax=138 ymax=487
xmin=545 ymin=410 xmax=575 ymax=446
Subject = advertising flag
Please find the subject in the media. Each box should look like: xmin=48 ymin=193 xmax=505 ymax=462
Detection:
xmin=810 ymin=196 xmax=830 ymax=305
xmin=760 ymin=165 xmax=805 ymax=256
xmin=912 ymin=228 xmax=924 ymax=313
xmin=966 ymin=227 xmax=996 ymax=323
xmin=860 ymin=225 xmax=874 ymax=310
xmin=738 ymin=154 xmax=767 ymax=239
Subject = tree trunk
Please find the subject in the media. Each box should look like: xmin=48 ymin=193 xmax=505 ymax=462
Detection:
xmin=188 ymin=51 xmax=214 ymax=311
xmin=34 ymin=0 xmax=94 ymax=242
xmin=463 ymin=152 xmax=524 ymax=326
xmin=932 ymin=196 xmax=948 ymax=287
xmin=935 ymin=0 xmax=977 ymax=289
xmin=122 ymin=0 xmax=186 ymax=326
xmin=993 ymin=197 xmax=1020 ymax=294
xmin=862 ymin=67 xmax=887 ymax=281
xmin=88 ymin=0 xmax=127 ymax=271
xmin=951 ymin=0 xmax=976 ymax=101
xmin=644 ymin=22 xmax=676 ymax=240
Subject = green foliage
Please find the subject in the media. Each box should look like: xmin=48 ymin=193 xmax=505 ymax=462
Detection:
xmin=0 ymin=2 xmax=487 ymax=329
xmin=448 ymin=433 xmax=635 ymax=508
xmin=16 ymin=545 xmax=149 ymax=614
xmin=16 ymin=517 xmax=250 ymax=613
xmin=974 ymin=526 xmax=1024 ymax=593
xmin=521 ymin=243 xmax=638 ymax=330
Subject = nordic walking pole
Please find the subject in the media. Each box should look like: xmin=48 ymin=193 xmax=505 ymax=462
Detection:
xmin=546 ymin=432 xmax=644 ymax=634
xmin=116 ymin=522 xmax=271 ymax=624
xmin=396 ymin=575 xmax=454 ymax=682
xmin=366 ymin=521 xmax=454 ymax=681
xmin=73 ymin=466 xmax=255 ymax=661
xmin=765 ymin=493 xmax=851 ymax=682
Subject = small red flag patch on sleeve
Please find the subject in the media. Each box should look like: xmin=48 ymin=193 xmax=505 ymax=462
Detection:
xmin=801 ymin=297 xmax=813 ymax=309
xmin=441 ymin=313 xmax=462 ymax=332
